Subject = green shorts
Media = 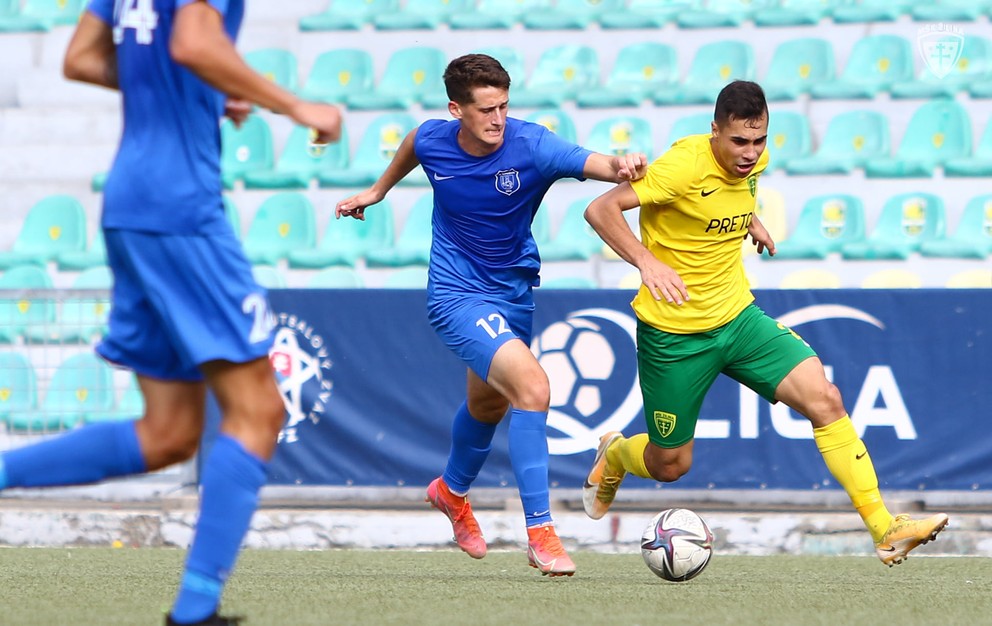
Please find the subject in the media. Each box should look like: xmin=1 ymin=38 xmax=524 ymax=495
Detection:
xmin=637 ymin=303 xmax=817 ymax=448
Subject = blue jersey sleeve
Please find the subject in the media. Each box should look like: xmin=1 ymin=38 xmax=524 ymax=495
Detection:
xmin=531 ymin=124 xmax=592 ymax=182
xmin=86 ymin=0 xmax=114 ymax=23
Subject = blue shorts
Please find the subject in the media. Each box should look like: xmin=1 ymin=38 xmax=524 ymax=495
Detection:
xmin=97 ymin=228 xmax=275 ymax=382
xmin=428 ymin=292 xmax=535 ymax=381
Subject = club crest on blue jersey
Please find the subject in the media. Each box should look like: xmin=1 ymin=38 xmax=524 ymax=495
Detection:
xmin=495 ymin=169 xmax=521 ymax=196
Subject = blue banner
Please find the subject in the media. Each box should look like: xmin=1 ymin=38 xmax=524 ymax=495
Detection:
xmin=250 ymin=289 xmax=991 ymax=492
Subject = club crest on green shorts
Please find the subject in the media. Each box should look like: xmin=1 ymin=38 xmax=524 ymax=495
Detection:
xmin=653 ymin=411 xmax=677 ymax=438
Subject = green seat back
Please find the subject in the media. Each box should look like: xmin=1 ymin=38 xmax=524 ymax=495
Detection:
xmin=585 ymin=115 xmax=653 ymax=158
xmin=277 ymin=124 xmax=350 ymax=176
xmin=245 ymin=48 xmax=298 ymax=93
xmin=894 ymin=100 xmax=971 ymax=161
xmin=244 ymin=193 xmax=317 ymax=259
xmin=541 ymin=197 xmax=604 ymax=260
xmin=0 ymin=265 xmax=54 ymax=340
xmin=300 ymin=48 xmax=374 ymax=103
xmin=604 ymin=42 xmax=678 ymax=90
xmin=524 ymin=109 xmax=578 ymax=144
xmin=526 ymin=45 xmax=599 ymax=93
xmin=375 ymin=46 xmax=447 ymax=100
xmin=473 ymin=46 xmax=527 ymax=85
xmin=792 ymin=195 xmax=867 ymax=244
xmin=0 ymin=352 xmax=36 ymax=416
xmin=837 ymin=35 xmax=914 ymax=86
xmin=221 ymin=115 xmax=274 ymax=182
xmin=683 ymin=40 xmax=756 ymax=88
xmin=352 ymin=113 xmax=419 ymax=170
xmin=916 ymin=35 xmax=992 ymax=83
xmin=870 ymin=193 xmax=946 ymax=246
xmin=666 ymin=112 xmax=712 ymax=147
xmin=765 ymin=38 xmax=835 ymax=92
xmin=471 ymin=0 xmax=551 ymax=17
xmin=767 ymin=111 xmax=812 ymax=167
xmin=12 ymin=195 xmax=87 ymax=259
xmin=42 ymin=353 xmax=114 ymax=427
xmin=21 ymin=0 xmax=83 ymax=23
xmin=317 ymin=199 xmax=394 ymax=255
xmin=816 ymin=110 xmax=890 ymax=162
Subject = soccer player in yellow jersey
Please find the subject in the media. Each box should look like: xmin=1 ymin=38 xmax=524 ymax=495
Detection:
xmin=581 ymin=80 xmax=948 ymax=567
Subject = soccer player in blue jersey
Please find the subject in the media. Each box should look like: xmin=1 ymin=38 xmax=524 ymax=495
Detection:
xmin=336 ymin=53 xmax=647 ymax=577
xmin=0 ymin=2 xmax=341 ymax=625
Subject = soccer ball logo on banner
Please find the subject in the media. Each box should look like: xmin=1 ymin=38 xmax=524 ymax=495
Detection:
xmin=531 ymin=308 xmax=641 ymax=455
xmin=269 ymin=314 xmax=333 ymax=444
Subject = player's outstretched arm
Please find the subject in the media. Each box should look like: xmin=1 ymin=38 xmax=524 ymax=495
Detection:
xmin=63 ymin=12 xmax=117 ymax=89
xmin=585 ymin=184 xmax=689 ymax=305
xmin=582 ymin=152 xmax=649 ymax=183
xmin=336 ymin=129 xmax=421 ymax=221
xmin=747 ymin=214 xmax=777 ymax=257
xmin=170 ymin=1 xmax=341 ymax=143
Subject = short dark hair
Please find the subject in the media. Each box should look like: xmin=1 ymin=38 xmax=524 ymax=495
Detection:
xmin=714 ymin=80 xmax=768 ymax=127
xmin=443 ymin=54 xmax=511 ymax=105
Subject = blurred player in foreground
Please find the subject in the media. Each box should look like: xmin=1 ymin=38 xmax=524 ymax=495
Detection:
xmin=336 ymin=53 xmax=646 ymax=577
xmin=0 ymin=1 xmax=341 ymax=624
xmin=582 ymin=80 xmax=948 ymax=567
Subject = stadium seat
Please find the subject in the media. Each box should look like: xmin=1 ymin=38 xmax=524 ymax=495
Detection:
xmin=318 ymin=113 xmax=419 ymax=187
xmin=288 ymin=200 xmax=394 ymax=268
xmin=911 ymin=0 xmax=988 ymax=21
xmin=0 ymin=195 xmax=86 ymax=269
xmin=575 ymin=43 xmax=679 ymax=108
xmin=23 ymin=266 xmax=111 ymax=344
xmin=346 ymin=47 xmax=447 ymax=111
xmin=7 ymin=353 xmax=114 ymax=432
xmin=540 ymin=198 xmax=603 ymax=262
xmin=365 ymin=193 xmax=433 ymax=268
xmin=765 ymin=111 xmax=811 ymax=173
xmin=841 ymin=192 xmax=945 ymax=260
xmin=583 ymin=115 xmax=654 ymax=159
xmin=665 ymin=112 xmax=712 ymax=148
xmin=57 ymin=229 xmax=107 ymax=271
xmin=382 ymin=267 xmax=429 ymax=288
xmin=860 ymin=269 xmax=923 ymax=289
xmin=243 ymin=124 xmax=350 ymax=190
xmin=243 ymin=193 xmax=317 ymax=265
xmin=599 ymin=0 xmax=693 ymax=28
xmin=944 ymin=117 xmax=992 ymax=177
xmin=946 ymin=269 xmax=992 ymax=288
xmin=653 ymin=40 xmax=755 ymax=105
xmin=784 ymin=110 xmax=890 ymax=175
xmin=220 ymin=114 xmax=274 ymax=189
xmin=524 ymin=109 xmax=578 ymax=144
xmin=919 ymin=195 xmax=992 ymax=259
xmin=448 ymin=0 xmax=551 ymax=29
xmin=809 ymin=35 xmax=913 ymax=99
xmin=298 ymin=49 xmax=375 ymax=104
xmin=864 ymin=100 xmax=971 ymax=178
xmin=753 ymin=0 xmax=841 ymax=26
xmin=0 ymin=0 xmax=83 ymax=32
xmin=298 ymin=0 xmax=398 ymax=30
xmin=743 ymin=186 xmax=787 ymax=259
xmin=677 ymin=0 xmax=772 ymax=28
xmin=245 ymin=48 xmax=298 ymax=93
xmin=772 ymin=195 xmax=866 ymax=260
xmin=831 ymin=0 xmax=911 ymax=23
xmin=307 ymin=267 xmax=365 ymax=288
xmin=252 ymin=265 xmax=288 ymax=289
xmin=778 ymin=268 xmax=842 ymax=289
xmin=85 ymin=374 xmax=143 ymax=423
xmin=540 ymin=276 xmax=598 ymax=289
xmin=522 ymin=0 xmax=623 ymax=29
xmin=891 ymin=36 xmax=992 ymax=100
xmin=419 ymin=46 xmax=528 ymax=110
xmin=0 ymin=351 xmax=37 ymax=422
xmin=511 ymin=45 xmax=600 ymax=108
xmin=373 ymin=0 xmax=471 ymax=29
xmin=762 ymin=38 xmax=835 ymax=101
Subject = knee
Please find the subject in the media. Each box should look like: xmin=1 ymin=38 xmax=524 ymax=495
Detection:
xmin=137 ymin=413 xmax=202 ymax=467
xmin=510 ymin=369 xmax=550 ymax=412
xmin=648 ymin=464 xmax=689 ymax=483
xmin=643 ymin=447 xmax=691 ymax=483
xmin=233 ymin=387 xmax=286 ymax=440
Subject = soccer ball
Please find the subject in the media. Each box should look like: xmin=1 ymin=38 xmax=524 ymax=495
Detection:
xmin=641 ymin=508 xmax=714 ymax=582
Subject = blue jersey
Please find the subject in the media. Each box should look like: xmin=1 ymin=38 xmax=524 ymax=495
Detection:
xmin=88 ymin=0 xmax=242 ymax=234
xmin=414 ymin=117 xmax=591 ymax=302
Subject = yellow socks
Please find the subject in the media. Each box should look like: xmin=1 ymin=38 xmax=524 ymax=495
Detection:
xmin=814 ymin=416 xmax=893 ymax=543
xmin=606 ymin=433 xmax=652 ymax=479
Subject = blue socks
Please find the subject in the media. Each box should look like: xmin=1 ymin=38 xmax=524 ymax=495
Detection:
xmin=508 ymin=408 xmax=553 ymax=527
xmin=442 ymin=402 xmax=497 ymax=495
xmin=171 ymin=435 xmax=267 ymax=624
xmin=0 ymin=421 xmax=145 ymax=489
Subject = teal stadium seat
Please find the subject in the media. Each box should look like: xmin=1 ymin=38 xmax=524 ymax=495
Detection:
xmin=810 ymin=35 xmax=913 ymax=100
xmin=244 ymin=124 xmax=350 ymax=190
xmin=785 ymin=110 xmax=890 ymax=175
xmin=831 ymin=0 xmax=911 ymax=23
xmin=420 ymin=46 xmax=527 ymax=109
xmin=891 ymin=36 xmax=992 ymax=100
xmin=299 ymin=0 xmax=398 ymax=30
xmin=346 ymin=47 xmax=447 ymax=111
xmin=754 ymin=0 xmax=843 ymax=26
xmin=841 ymin=192 xmax=945 ymax=260
xmin=524 ymin=109 xmax=578 ymax=143
xmin=449 ymin=0 xmax=551 ymax=29
xmin=365 ymin=193 xmax=434 ymax=268
xmin=318 ymin=113 xmax=420 ymax=187
xmin=383 ymin=267 xmax=429 ymax=288
xmin=762 ymin=38 xmax=835 ymax=101
xmin=298 ymin=49 xmax=375 ymax=104
xmin=864 ymin=100 xmax=971 ymax=178
xmin=24 ymin=266 xmax=111 ymax=344
xmin=57 ymin=228 xmax=107 ymax=271
xmin=0 ymin=352 xmax=37 ymax=423
xmin=85 ymin=374 xmax=143 ymax=423
xmin=0 ymin=195 xmax=86 ymax=269
xmin=911 ymin=0 xmax=989 ymax=21
xmin=576 ymin=43 xmax=678 ymax=108
xmin=772 ymin=195 xmax=866 ymax=259
xmin=373 ymin=0 xmax=471 ymax=29
xmin=307 ymin=267 xmax=365 ymax=288
xmin=288 ymin=200 xmax=394 ymax=269
xmin=583 ymin=115 xmax=654 ymax=159
xmin=765 ymin=111 xmax=811 ymax=173
xmin=665 ymin=112 xmax=712 ymax=147
xmin=245 ymin=48 xmax=298 ymax=93
xmin=677 ymin=0 xmax=774 ymax=28
xmin=919 ymin=195 xmax=992 ymax=259
xmin=252 ymin=265 xmax=288 ymax=288
xmin=599 ymin=0 xmax=696 ymax=29
xmin=540 ymin=276 xmax=598 ymax=289
xmin=540 ymin=198 xmax=604 ymax=261
xmin=511 ymin=45 xmax=599 ymax=108
xmin=7 ymin=353 xmax=114 ymax=432
xmin=654 ymin=40 xmax=755 ymax=105
xmin=945 ymin=117 xmax=992 ymax=177
xmin=243 ymin=193 xmax=317 ymax=265
xmin=0 ymin=0 xmax=83 ymax=32
xmin=522 ymin=0 xmax=624 ymax=29
xmin=220 ymin=114 xmax=274 ymax=189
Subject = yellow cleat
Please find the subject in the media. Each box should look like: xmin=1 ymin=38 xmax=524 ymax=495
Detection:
xmin=582 ymin=431 xmax=626 ymax=520
xmin=875 ymin=513 xmax=949 ymax=567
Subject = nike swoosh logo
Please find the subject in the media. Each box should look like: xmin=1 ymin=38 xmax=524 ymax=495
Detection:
xmin=529 ymin=548 xmax=557 ymax=570
xmin=856 ymin=451 xmax=867 ymax=460
xmin=701 ymin=188 xmax=718 ymax=197
xmin=433 ymin=173 xmax=454 ymax=181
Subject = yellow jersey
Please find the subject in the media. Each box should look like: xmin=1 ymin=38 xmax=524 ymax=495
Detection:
xmin=629 ymin=134 xmax=769 ymax=334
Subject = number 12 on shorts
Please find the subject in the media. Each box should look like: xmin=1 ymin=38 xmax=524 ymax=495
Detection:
xmin=476 ymin=313 xmax=511 ymax=339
